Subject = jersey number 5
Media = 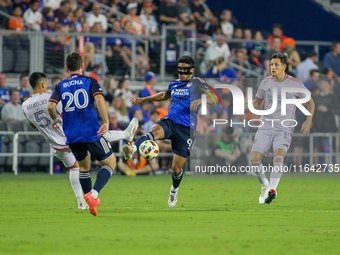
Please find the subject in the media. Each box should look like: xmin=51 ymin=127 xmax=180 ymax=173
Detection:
xmin=62 ymin=88 xmax=89 ymax=112
xmin=34 ymin=110 xmax=50 ymax=128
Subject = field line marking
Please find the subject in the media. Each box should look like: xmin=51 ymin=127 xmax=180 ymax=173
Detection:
xmin=119 ymin=207 xmax=340 ymax=213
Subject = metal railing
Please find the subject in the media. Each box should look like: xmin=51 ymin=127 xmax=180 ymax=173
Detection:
xmin=0 ymin=29 xmax=333 ymax=81
xmin=0 ymin=130 xmax=175 ymax=175
xmin=2 ymin=130 xmax=339 ymax=175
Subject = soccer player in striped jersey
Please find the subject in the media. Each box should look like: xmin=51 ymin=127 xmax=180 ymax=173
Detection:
xmin=47 ymin=52 xmax=138 ymax=216
xmin=24 ymin=71 xmax=138 ymax=211
xmin=249 ymin=52 xmax=315 ymax=204
xmin=123 ymin=55 xmax=216 ymax=207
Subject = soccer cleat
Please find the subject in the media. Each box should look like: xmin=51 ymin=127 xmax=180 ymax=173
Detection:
xmin=124 ymin=117 xmax=139 ymax=142
xmin=84 ymin=191 xmax=101 ymax=216
xmin=265 ymin=189 xmax=277 ymax=204
xmin=122 ymin=143 xmax=137 ymax=160
xmin=259 ymin=184 xmax=270 ymax=204
xmin=78 ymin=202 xmax=89 ymax=210
xmin=168 ymin=186 xmax=178 ymax=207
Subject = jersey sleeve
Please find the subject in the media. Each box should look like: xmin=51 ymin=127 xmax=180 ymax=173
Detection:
xmin=165 ymin=82 xmax=172 ymax=95
xmin=255 ymin=80 xmax=265 ymax=100
xmin=90 ymin=78 xmax=103 ymax=97
xmin=294 ymin=82 xmax=310 ymax=99
xmin=56 ymin=101 xmax=63 ymax=115
xmin=49 ymin=84 xmax=61 ymax=103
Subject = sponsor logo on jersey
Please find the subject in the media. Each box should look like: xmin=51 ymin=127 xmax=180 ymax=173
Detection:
xmin=172 ymin=88 xmax=189 ymax=96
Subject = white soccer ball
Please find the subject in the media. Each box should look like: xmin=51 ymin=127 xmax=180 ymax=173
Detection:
xmin=139 ymin=140 xmax=159 ymax=160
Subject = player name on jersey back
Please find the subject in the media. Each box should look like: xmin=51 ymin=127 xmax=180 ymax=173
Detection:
xmin=25 ymin=98 xmax=48 ymax=110
xmin=62 ymin=80 xmax=84 ymax=87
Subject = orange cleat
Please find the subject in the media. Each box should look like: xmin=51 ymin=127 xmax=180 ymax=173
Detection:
xmin=84 ymin=192 xmax=101 ymax=216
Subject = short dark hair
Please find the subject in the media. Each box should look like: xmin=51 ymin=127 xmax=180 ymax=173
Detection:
xmin=20 ymin=73 xmax=28 ymax=81
xmin=66 ymin=52 xmax=83 ymax=71
xmin=270 ymin=52 xmax=288 ymax=65
xmin=272 ymin=36 xmax=282 ymax=42
xmin=177 ymin=55 xmax=195 ymax=67
xmin=30 ymin=0 xmax=39 ymax=5
xmin=307 ymin=50 xmax=317 ymax=58
xmin=272 ymin=23 xmax=283 ymax=30
xmin=10 ymin=88 xmax=20 ymax=96
xmin=29 ymin=72 xmax=47 ymax=89
xmin=309 ymin=69 xmax=319 ymax=76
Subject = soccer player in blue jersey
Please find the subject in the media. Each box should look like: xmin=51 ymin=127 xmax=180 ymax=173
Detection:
xmin=47 ymin=52 xmax=138 ymax=216
xmin=124 ymin=55 xmax=215 ymax=207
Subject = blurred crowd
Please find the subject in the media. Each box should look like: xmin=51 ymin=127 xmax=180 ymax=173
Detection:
xmin=1 ymin=0 xmax=340 ymax=172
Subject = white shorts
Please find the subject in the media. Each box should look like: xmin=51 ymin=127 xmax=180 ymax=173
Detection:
xmin=53 ymin=149 xmax=77 ymax=168
xmin=252 ymin=125 xmax=293 ymax=157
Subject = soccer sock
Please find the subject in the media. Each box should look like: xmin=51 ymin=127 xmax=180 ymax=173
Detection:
xmin=270 ymin=156 xmax=284 ymax=190
xmin=135 ymin=132 xmax=154 ymax=150
xmin=252 ymin=161 xmax=269 ymax=186
xmin=69 ymin=168 xmax=83 ymax=199
xmin=79 ymin=170 xmax=92 ymax=194
xmin=103 ymin=130 xmax=126 ymax=142
xmin=92 ymin=165 xmax=114 ymax=198
xmin=172 ymin=169 xmax=183 ymax=189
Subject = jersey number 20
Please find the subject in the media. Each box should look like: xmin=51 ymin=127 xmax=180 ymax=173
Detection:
xmin=62 ymin=88 xmax=89 ymax=112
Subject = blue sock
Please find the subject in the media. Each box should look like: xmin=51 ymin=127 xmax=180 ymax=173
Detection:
xmin=93 ymin=165 xmax=113 ymax=193
xmin=172 ymin=169 xmax=183 ymax=189
xmin=79 ymin=171 xmax=92 ymax=194
xmin=135 ymin=132 xmax=154 ymax=151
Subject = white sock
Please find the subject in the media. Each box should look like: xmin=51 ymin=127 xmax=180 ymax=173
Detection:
xmin=252 ymin=161 xmax=269 ymax=186
xmin=91 ymin=189 xmax=99 ymax=199
xmin=69 ymin=168 xmax=83 ymax=199
xmin=269 ymin=156 xmax=283 ymax=190
xmin=103 ymin=130 xmax=126 ymax=142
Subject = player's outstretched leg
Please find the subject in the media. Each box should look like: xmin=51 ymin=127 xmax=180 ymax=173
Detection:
xmin=123 ymin=123 xmax=164 ymax=160
xmin=168 ymin=155 xmax=186 ymax=208
xmin=104 ymin=117 xmax=139 ymax=143
xmin=123 ymin=132 xmax=154 ymax=160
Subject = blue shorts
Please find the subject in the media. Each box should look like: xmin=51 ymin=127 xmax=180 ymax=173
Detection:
xmin=69 ymin=137 xmax=113 ymax=162
xmin=155 ymin=118 xmax=195 ymax=158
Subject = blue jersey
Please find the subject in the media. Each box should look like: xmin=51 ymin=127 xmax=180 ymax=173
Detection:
xmin=0 ymin=87 xmax=10 ymax=103
xmin=165 ymin=77 xmax=208 ymax=130
xmin=49 ymin=73 xmax=103 ymax=144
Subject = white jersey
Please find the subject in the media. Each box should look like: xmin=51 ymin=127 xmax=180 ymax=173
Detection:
xmin=22 ymin=92 xmax=68 ymax=150
xmin=255 ymin=75 xmax=309 ymax=129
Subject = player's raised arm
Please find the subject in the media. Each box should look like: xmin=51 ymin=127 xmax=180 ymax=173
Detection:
xmin=133 ymin=91 xmax=170 ymax=105
xmin=48 ymin=84 xmax=62 ymax=129
xmin=300 ymin=97 xmax=315 ymax=135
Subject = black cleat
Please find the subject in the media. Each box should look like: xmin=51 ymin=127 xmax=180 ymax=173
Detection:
xmin=265 ymin=189 xmax=277 ymax=204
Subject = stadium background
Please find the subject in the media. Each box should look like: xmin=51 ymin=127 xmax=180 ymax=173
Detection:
xmin=0 ymin=1 xmax=340 ymax=255
xmin=0 ymin=0 xmax=339 ymax=174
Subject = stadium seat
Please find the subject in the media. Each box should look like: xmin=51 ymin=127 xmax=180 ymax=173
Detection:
xmin=21 ymin=121 xmax=40 ymax=172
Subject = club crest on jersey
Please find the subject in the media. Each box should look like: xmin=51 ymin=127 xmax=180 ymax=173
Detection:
xmin=187 ymin=82 xmax=192 ymax=87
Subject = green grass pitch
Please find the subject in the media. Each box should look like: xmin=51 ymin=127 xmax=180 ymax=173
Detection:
xmin=0 ymin=173 xmax=339 ymax=255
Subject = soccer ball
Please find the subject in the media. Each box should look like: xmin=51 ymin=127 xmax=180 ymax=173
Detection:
xmin=139 ymin=140 xmax=159 ymax=160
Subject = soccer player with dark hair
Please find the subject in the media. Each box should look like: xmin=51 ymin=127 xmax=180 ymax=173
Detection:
xmin=124 ymin=55 xmax=216 ymax=207
xmin=249 ymin=52 xmax=315 ymax=204
xmin=47 ymin=52 xmax=138 ymax=216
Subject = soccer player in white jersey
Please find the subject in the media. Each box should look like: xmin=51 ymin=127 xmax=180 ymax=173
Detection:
xmin=23 ymin=72 xmax=138 ymax=210
xmin=249 ymin=52 xmax=315 ymax=204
